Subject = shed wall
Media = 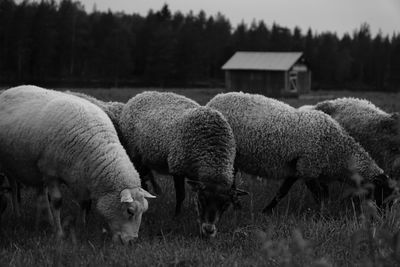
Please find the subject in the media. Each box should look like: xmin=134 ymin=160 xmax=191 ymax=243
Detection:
xmin=225 ymin=70 xmax=285 ymax=97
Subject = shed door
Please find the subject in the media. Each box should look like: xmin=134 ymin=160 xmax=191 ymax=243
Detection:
xmin=289 ymin=71 xmax=298 ymax=92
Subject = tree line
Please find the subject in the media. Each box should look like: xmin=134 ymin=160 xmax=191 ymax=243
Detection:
xmin=1 ymin=0 xmax=399 ymax=91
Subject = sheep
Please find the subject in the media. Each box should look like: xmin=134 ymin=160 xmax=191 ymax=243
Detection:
xmin=206 ymin=92 xmax=393 ymax=213
xmin=304 ymin=98 xmax=400 ymax=181
xmin=0 ymin=85 xmax=155 ymax=243
xmin=118 ymin=91 xmax=248 ymax=237
xmin=65 ymin=90 xmax=162 ymax=196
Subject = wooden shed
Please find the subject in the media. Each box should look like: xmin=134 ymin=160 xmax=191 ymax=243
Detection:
xmin=222 ymin=51 xmax=311 ymax=97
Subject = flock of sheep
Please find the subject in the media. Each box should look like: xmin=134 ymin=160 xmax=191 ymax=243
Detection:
xmin=0 ymin=85 xmax=399 ymax=245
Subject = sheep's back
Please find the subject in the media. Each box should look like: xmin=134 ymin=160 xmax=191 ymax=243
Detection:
xmin=0 ymin=85 xmax=120 ymax=185
xmin=314 ymin=97 xmax=400 ymax=177
xmin=207 ymin=92 xmax=356 ymax=179
xmin=120 ymin=91 xmax=199 ymax=170
xmin=314 ymin=98 xmax=389 ymax=132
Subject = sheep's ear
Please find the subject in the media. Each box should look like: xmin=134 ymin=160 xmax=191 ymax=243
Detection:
xmin=120 ymin=189 xmax=134 ymax=203
xmin=139 ymin=188 xmax=156 ymax=199
xmin=186 ymin=180 xmax=205 ymax=192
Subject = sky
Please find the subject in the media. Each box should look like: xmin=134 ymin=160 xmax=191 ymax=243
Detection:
xmin=21 ymin=0 xmax=400 ymax=37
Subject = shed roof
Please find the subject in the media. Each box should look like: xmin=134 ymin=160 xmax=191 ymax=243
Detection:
xmin=222 ymin=51 xmax=303 ymax=71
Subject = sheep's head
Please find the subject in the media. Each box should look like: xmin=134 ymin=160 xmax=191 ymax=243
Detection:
xmin=187 ymin=180 xmax=248 ymax=238
xmin=96 ymin=187 xmax=155 ymax=245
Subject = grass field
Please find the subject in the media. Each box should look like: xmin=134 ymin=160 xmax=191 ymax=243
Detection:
xmin=1 ymin=88 xmax=400 ymax=267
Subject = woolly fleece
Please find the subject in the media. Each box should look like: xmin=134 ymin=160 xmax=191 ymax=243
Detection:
xmin=0 ymin=86 xmax=147 ymax=234
xmin=207 ymin=92 xmax=384 ymax=184
xmin=119 ymin=91 xmax=236 ymax=189
xmin=65 ymin=91 xmax=124 ymax=135
xmin=311 ymin=97 xmax=400 ymax=179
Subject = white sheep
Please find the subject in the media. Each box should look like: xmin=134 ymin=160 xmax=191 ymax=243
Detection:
xmin=118 ymin=91 xmax=248 ymax=237
xmin=304 ymin=97 xmax=400 ymax=180
xmin=207 ymin=92 xmax=393 ymax=212
xmin=65 ymin=90 xmax=162 ymax=196
xmin=0 ymin=85 xmax=155 ymax=243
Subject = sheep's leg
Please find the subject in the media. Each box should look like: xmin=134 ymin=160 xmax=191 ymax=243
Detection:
xmin=16 ymin=180 xmax=21 ymax=203
xmin=35 ymin=186 xmax=54 ymax=230
xmin=174 ymin=175 xmax=185 ymax=216
xmin=262 ymin=175 xmax=298 ymax=213
xmin=305 ymin=180 xmax=329 ymax=210
xmin=48 ymin=180 xmax=64 ymax=238
xmin=131 ymin=156 xmax=148 ymax=190
xmin=134 ymin=158 xmax=162 ymax=195
xmin=0 ymin=193 xmax=7 ymax=222
xmin=10 ymin=178 xmax=21 ymax=218
xmin=0 ymin=175 xmax=10 ymax=218
xmin=80 ymin=198 xmax=91 ymax=227
xmin=149 ymin=171 xmax=162 ymax=195
xmin=3 ymin=175 xmax=22 ymax=218
xmin=75 ymin=188 xmax=91 ymax=228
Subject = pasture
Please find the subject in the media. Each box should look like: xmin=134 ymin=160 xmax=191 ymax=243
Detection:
xmin=1 ymin=88 xmax=400 ymax=266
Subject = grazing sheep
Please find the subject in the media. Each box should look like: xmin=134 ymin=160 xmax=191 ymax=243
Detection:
xmin=305 ymin=98 xmax=400 ymax=180
xmin=0 ymin=85 xmax=155 ymax=243
xmin=119 ymin=91 xmax=248 ymax=237
xmin=207 ymin=92 xmax=392 ymax=213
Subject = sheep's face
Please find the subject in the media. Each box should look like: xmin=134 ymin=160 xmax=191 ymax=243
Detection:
xmin=187 ymin=180 xmax=248 ymax=238
xmin=96 ymin=188 xmax=155 ymax=245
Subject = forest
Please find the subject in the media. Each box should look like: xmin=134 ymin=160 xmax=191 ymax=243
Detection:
xmin=0 ymin=0 xmax=399 ymax=91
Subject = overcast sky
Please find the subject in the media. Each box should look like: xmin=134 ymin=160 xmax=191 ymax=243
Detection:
xmin=23 ymin=0 xmax=400 ymax=36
